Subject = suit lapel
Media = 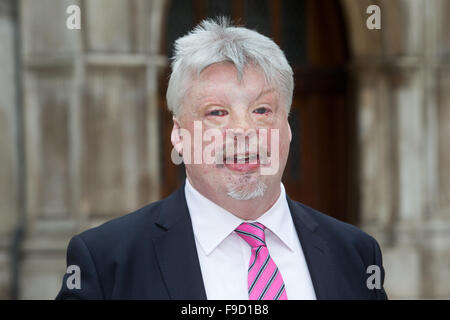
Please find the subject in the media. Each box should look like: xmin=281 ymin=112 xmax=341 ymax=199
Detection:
xmin=287 ymin=196 xmax=339 ymax=299
xmin=152 ymin=184 xmax=339 ymax=299
xmin=152 ymin=183 xmax=207 ymax=300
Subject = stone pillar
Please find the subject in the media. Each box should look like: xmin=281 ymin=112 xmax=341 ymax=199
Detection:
xmin=0 ymin=0 xmax=19 ymax=299
xmin=18 ymin=0 xmax=167 ymax=299
xmin=422 ymin=0 xmax=450 ymax=299
xmin=342 ymin=0 xmax=450 ymax=298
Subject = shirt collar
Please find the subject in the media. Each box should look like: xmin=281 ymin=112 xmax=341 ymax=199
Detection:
xmin=252 ymin=183 xmax=296 ymax=253
xmin=185 ymin=179 xmax=296 ymax=256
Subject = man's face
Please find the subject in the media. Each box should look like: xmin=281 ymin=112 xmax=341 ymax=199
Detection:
xmin=172 ymin=62 xmax=291 ymax=201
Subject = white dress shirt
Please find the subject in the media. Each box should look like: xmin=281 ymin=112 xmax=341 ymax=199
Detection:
xmin=185 ymin=179 xmax=317 ymax=300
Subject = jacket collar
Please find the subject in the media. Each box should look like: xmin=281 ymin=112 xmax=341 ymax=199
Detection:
xmin=153 ymin=181 xmax=207 ymax=299
xmin=152 ymin=182 xmax=338 ymax=300
xmin=286 ymin=195 xmax=339 ymax=299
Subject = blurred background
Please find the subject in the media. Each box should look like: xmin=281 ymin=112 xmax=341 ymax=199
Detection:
xmin=0 ymin=0 xmax=449 ymax=299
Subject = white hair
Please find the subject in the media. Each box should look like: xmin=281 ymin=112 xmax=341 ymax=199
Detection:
xmin=166 ymin=17 xmax=294 ymax=117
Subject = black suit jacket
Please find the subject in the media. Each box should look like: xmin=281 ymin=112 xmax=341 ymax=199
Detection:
xmin=56 ymin=182 xmax=388 ymax=300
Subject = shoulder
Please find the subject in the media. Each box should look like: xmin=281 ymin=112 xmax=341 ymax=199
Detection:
xmin=289 ymin=198 xmax=388 ymax=299
xmin=76 ymin=198 xmax=165 ymax=251
xmin=289 ymin=199 xmax=379 ymax=254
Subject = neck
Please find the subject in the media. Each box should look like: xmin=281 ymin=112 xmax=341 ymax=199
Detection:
xmin=186 ymin=175 xmax=281 ymax=221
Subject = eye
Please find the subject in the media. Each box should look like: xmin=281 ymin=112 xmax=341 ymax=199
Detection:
xmin=207 ymin=110 xmax=228 ymax=117
xmin=253 ymin=107 xmax=271 ymax=115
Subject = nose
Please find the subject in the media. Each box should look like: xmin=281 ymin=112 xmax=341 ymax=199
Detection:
xmin=226 ymin=124 xmax=257 ymax=141
xmin=225 ymin=114 xmax=258 ymax=153
xmin=228 ymin=111 xmax=255 ymax=136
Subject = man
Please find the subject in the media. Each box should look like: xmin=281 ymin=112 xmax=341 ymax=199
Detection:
xmin=56 ymin=18 xmax=387 ymax=300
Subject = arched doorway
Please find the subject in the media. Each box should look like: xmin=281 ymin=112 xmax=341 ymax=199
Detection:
xmin=158 ymin=0 xmax=357 ymax=224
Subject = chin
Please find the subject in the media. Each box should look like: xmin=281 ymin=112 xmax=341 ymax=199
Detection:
xmin=225 ymin=177 xmax=268 ymax=201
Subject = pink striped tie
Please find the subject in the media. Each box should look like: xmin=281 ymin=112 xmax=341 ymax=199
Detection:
xmin=235 ymin=222 xmax=288 ymax=300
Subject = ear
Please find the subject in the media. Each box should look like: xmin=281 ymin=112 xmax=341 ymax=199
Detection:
xmin=288 ymin=123 xmax=292 ymax=142
xmin=171 ymin=117 xmax=183 ymax=155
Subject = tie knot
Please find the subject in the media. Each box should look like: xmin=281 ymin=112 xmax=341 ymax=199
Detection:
xmin=235 ymin=222 xmax=266 ymax=248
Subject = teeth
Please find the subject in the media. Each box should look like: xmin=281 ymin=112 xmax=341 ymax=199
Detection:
xmin=224 ymin=154 xmax=258 ymax=163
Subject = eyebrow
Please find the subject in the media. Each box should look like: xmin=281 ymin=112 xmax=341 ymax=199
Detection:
xmin=254 ymin=88 xmax=276 ymax=102
xmin=195 ymin=88 xmax=276 ymax=106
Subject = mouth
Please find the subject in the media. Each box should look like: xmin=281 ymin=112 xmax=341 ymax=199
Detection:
xmin=224 ymin=153 xmax=259 ymax=164
xmin=222 ymin=153 xmax=261 ymax=172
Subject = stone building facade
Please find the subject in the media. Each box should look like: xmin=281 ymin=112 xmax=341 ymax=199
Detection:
xmin=0 ymin=0 xmax=449 ymax=299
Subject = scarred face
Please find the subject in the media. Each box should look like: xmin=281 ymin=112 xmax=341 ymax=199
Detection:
xmin=171 ymin=62 xmax=292 ymax=205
